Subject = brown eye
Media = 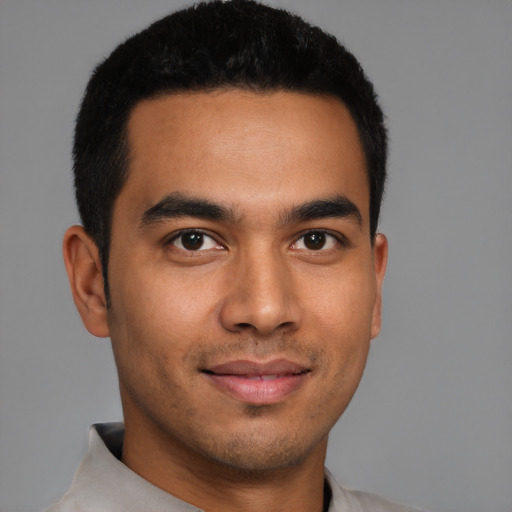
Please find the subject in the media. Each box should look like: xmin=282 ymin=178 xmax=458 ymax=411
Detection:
xmin=292 ymin=231 xmax=339 ymax=251
xmin=303 ymin=232 xmax=326 ymax=250
xmin=170 ymin=231 xmax=221 ymax=251
xmin=180 ymin=232 xmax=204 ymax=250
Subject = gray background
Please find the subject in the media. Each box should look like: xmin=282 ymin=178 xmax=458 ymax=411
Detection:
xmin=0 ymin=1 xmax=510 ymax=511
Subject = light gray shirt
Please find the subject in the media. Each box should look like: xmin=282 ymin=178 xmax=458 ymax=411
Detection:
xmin=46 ymin=423 xmax=426 ymax=512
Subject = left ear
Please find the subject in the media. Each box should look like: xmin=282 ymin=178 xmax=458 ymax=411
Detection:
xmin=370 ymin=233 xmax=388 ymax=340
xmin=62 ymin=225 xmax=110 ymax=338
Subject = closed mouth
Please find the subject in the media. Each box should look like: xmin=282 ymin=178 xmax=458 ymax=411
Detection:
xmin=201 ymin=359 xmax=311 ymax=404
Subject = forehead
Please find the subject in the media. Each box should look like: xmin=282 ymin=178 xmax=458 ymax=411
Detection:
xmin=120 ymin=90 xmax=369 ymax=226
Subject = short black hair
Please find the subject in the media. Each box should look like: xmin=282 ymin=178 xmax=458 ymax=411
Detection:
xmin=73 ymin=0 xmax=387 ymax=293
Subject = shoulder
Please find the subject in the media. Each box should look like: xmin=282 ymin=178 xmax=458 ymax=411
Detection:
xmin=326 ymin=470 xmax=428 ymax=512
xmin=44 ymin=497 xmax=85 ymax=512
xmin=344 ymin=489 xmax=428 ymax=512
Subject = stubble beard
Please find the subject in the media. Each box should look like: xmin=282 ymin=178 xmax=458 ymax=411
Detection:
xmin=119 ymin=332 xmax=354 ymax=480
xmin=163 ymin=343 xmax=341 ymax=478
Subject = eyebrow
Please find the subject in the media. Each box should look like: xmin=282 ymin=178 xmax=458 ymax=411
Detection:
xmin=140 ymin=192 xmax=235 ymax=227
xmin=282 ymin=195 xmax=363 ymax=227
xmin=140 ymin=192 xmax=362 ymax=229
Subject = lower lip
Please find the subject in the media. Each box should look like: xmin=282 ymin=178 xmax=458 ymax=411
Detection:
xmin=205 ymin=373 xmax=309 ymax=405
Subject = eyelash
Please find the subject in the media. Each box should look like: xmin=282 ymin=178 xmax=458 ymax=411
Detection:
xmin=165 ymin=229 xmax=348 ymax=253
xmin=166 ymin=229 xmax=223 ymax=251
xmin=291 ymin=229 xmax=348 ymax=251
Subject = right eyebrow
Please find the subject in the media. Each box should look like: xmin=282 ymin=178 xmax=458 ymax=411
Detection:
xmin=139 ymin=192 xmax=235 ymax=228
xmin=281 ymin=194 xmax=363 ymax=227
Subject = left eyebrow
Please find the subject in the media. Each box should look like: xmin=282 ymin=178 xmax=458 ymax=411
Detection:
xmin=282 ymin=195 xmax=363 ymax=227
xmin=139 ymin=192 xmax=235 ymax=228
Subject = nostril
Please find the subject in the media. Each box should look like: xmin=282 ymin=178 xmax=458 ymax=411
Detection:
xmin=235 ymin=322 xmax=253 ymax=329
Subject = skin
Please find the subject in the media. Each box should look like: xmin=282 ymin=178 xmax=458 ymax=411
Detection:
xmin=63 ymin=90 xmax=387 ymax=512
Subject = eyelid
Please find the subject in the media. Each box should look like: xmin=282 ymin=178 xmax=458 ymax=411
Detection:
xmin=165 ymin=229 xmax=225 ymax=250
xmin=291 ymin=229 xmax=350 ymax=250
xmin=162 ymin=228 xmax=349 ymax=251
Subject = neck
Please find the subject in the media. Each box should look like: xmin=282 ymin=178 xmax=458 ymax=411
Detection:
xmin=122 ymin=415 xmax=329 ymax=512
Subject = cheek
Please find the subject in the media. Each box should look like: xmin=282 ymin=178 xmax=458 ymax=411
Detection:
xmin=107 ymin=262 xmax=231 ymax=406
xmin=106 ymin=269 xmax=201 ymax=413
xmin=299 ymin=262 xmax=375 ymax=384
xmin=299 ymin=260 xmax=376 ymax=333
xmin=110 ymin=261 xmax=221 ymax=345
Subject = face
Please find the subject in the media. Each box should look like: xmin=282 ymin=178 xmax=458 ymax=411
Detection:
xmin=105 ymin=90 xmax=387 ymax=473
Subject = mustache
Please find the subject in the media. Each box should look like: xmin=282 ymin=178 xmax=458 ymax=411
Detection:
xmin=182 ymin=334 xmax=324 ymax=369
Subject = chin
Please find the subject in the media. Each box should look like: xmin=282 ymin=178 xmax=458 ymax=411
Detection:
xmin=197 ymin=426 xmax=326 ymax=475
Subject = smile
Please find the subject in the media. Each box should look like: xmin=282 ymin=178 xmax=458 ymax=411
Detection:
xmin=202 ymin=359 xmax=311 ymax=405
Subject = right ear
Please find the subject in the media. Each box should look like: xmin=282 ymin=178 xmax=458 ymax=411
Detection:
xmin=62 ymin=226 xmax=110 ymax=338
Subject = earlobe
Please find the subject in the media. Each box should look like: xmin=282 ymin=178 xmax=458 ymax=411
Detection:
xmin=62 ymin=226 xmax=110 ymax=338
xmin=370 ymin=233 xmax=388 ymax=340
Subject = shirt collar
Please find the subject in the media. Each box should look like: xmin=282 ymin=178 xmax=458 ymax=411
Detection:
xmin=64 ymin=423 xmax=347 ymax=512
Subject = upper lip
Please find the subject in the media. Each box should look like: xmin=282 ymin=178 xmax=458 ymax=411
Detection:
xmin=203 ymin=358 xmax=310 ymax=377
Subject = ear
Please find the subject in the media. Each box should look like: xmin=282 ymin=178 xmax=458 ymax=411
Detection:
xmin=63 ymin=225 xmax=110 ymax=338
xmin=370 ymin=233 xmax=388 ymax=340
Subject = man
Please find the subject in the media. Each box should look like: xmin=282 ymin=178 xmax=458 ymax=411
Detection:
xmin=51 ymin=1 xmax=425 ymax=511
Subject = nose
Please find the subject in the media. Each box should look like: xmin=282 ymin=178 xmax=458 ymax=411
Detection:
xmin=219 ymin=248 xmax=301 ymax=337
